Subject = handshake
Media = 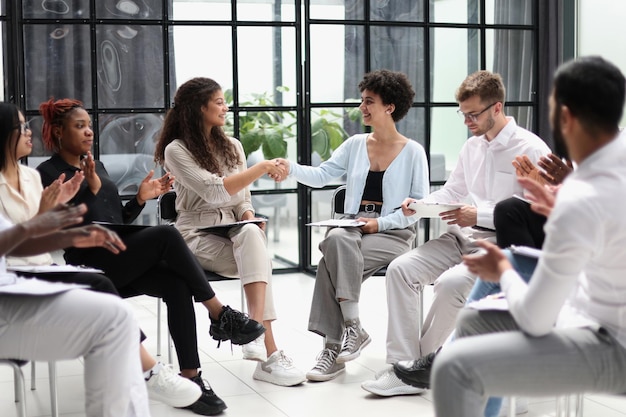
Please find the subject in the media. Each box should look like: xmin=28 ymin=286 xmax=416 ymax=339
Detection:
xmin=263 ymin=158 xmax=290 ymax=182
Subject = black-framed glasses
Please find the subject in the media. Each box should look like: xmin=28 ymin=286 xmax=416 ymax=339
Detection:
xmin=456 ymin=102 xmax=498 ymax=123
xmin=15 ymin=122 xmax=31 ymax=134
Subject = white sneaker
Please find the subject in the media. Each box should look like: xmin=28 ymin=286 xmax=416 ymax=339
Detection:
xmin=361 ymin=367 xmax=425 ymax=397
xmin=145 ymin=363 xmax=201 ymax=407
xmin=498 ymin=397 xmax=529 ymax=416
xmin=253 ymin=350 xmax=306 ymax=387
xmin=242 ymin=333 xmax=267 ymax=362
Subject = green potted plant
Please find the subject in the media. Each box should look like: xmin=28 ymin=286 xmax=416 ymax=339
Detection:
xmin=225 ymin=87 xmax=361 ymax=162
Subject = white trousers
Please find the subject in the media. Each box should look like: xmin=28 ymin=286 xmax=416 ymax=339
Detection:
xmin=0 ymin=290 xmax=150 ymax=417
xmin=385 ymin=230 xmax=486 ymax=362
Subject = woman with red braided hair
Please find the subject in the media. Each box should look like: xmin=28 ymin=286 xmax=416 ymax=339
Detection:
xmin=36 ymin=97 xmax=265 ymax=416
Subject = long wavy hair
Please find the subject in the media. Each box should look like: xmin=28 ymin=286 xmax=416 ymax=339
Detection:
xmin=0 ymin=102 xmax=21 ymax=172
xmin=155 ymin=77 xmax=240 ymax=174
xmin=39 ymin=98 xmax=84 ymax=152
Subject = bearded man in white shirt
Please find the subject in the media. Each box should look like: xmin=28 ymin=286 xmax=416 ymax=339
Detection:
xmin=430 ymin=56 xmax=626 ymax=416
xmin=361 ymin=70 xmax=551 ymax=396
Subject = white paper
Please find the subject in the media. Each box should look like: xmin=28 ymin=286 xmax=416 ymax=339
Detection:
xmin=306 ymin=219 xmax=366 ymax=227
xmin=509 ymin=245 xmax=542 ymax=259
xmin=408 ymin=201 xmax=465 ymax=218
xmin=8 ymin=265 xmax=104 ymax=274
xmin=0 ymin=277 xmax=89 ymax=295
xmin=467 ymin=292 xmax=510 ymax=311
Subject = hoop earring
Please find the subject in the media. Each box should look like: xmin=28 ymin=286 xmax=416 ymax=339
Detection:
xmin=57 ymin=136 xmax=63 ymax=150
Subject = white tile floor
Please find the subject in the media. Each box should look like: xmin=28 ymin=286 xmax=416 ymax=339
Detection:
xmin=2 ymin=273 xmax=626 ymax=417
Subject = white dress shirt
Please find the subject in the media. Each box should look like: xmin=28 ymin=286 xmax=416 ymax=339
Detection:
xmin=0 ymin=165 xmax=53 ymax=266
xmin=502 ymin=132 xmax=626 ymax=348
xmin=426 ymin=117 xmax=550 ymax=230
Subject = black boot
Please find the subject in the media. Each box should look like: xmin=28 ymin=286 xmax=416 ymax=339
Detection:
xmin=392 ymin=350 xmax=438 ymax=389
xmin=209 ymin=305 xmax=265 ymax=346
xmin=181 ymin=371 xmax=227 ymax=416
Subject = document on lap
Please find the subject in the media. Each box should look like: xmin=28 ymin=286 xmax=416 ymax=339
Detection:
xmin=509 ymin=245 xmax=542 ymax=259
xmin=0 ymin=276 xmax=89 ymax=295
xmin=93 ymin=221 xmax=151 ymax=232
xmin=306 ymin=219 xmax=367 ymax=227
xmin=8 ymin=265 xmax=104 ymax=274
xmin=467 ymin=292 xmax=509 ymax=311
xmin=197 ymin=218 xmax=267 ymax=233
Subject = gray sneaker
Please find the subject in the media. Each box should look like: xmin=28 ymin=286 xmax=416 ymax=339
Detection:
xmin=305 ymin=344 xmax=346 ymax=382
xmin=336 ymin=319 xmax=371 ymax=363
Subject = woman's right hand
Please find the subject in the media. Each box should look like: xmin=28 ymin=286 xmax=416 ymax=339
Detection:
xmin=81 ymin=151 xmax=101 ymax=195
xmin=39 ymin=179 xmax=62 ymax=214
xmin=263 ymin=159 xmax=288 ymax=181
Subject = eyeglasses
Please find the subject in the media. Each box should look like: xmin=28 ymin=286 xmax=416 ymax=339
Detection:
xmin=15 ymin=122 xmax=31 ymax=134
xmin=457 ymin=102 xmax=498 ymax=123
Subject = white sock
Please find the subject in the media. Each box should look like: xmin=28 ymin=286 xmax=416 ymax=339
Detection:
xmin=144 ymin=362 xmax=163 ymax=380
xmin=339 ymin=300 xmax=359 ymax=322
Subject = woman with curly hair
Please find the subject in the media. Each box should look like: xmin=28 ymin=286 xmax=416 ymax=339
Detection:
xmin=154 ymin=77 xmax=305 ymax=387
xmin=276 ymin=69 xmax=430 ymax=383
xmin=36 ymin=97 xmax=266 ymax=415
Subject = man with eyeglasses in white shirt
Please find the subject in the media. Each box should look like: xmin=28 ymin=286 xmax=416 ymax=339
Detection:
xmin=361 ymin=70 xmax=551 ymax=397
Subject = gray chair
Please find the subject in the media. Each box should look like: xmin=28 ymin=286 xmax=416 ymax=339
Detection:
xmin=156 ymin=190 xmax=246 ymax=361
xmin=1 ymin=360 xmax=58 ymax=417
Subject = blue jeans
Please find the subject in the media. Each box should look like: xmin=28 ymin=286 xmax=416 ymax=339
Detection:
xmin=465 ymin=250 xmax=538 ymax=417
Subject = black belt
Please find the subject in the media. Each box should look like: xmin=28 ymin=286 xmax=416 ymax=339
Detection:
xmin=359 ymin=203 xmax=382 ymax=213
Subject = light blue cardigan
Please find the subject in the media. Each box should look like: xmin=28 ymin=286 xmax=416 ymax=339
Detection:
xmin=289 ymin=133 xmax=430 ymax=231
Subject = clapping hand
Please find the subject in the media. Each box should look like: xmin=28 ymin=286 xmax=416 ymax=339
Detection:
xmin=518 ymin=176 xmax=558 ymax=218
xmin=70 ymin=224 xmax=126 ymax=254
xmin=512 ymin=155 xmax=546 ymax=185
xmin=462 ymin=240 xmax=511 ymax=282
xmin=39 ymin=172 xmax=86 ymax=214
xmin=136 ymin=170 xmax=175 ymax=205
xmin=81 ymin=151 xmax=101 ymax=195
xmin=22 ymin=203 xmax=87 ymax=238
xmin=537 ymin=154 xmax=573 ymax=185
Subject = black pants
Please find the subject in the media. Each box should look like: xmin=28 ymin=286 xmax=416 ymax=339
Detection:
xmin=494 ymin=197 xmax=546 ymax=249
xmin=65 ymin=225 xmax=216 ymax=370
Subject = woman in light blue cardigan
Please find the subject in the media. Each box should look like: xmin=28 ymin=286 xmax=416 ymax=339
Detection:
xmin=278 ymin=69 xmax=429 ymax=383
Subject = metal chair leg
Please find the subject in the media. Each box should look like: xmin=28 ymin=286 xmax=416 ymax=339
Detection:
xmin=156 ymin=299 xmax=162 ymax=357
xmin=49 ymin=361 xmax=59 ymax=417
xmin=30 ymin=361 xmax=36 ymax=390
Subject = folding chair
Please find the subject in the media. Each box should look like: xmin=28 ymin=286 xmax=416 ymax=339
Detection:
xmin=0 ymin=360 xmax=58 ymax=417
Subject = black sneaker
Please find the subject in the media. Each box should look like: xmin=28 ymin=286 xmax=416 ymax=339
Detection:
xmin=392 ymin=351 xmax=437 ymax=389
xmin=181 ymin=372 xmax=227 ymax=416
xmin=209 ymin=305 xmax=265 ymax=346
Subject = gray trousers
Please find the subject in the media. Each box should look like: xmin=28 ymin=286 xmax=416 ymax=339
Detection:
xmin=0 ymin=289 xmax=149 ymax=417
xmin=308 ymin=222 xmax=415 ymax=342
xmin=385 ymin=230 xmax=484 ymax=362
xmin=433 ymin=308 xmax=626 ymax=417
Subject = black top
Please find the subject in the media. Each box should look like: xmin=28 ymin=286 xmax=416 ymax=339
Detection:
xmin=36 ymin=153 xmax=145 ymax=227
xmin=361 ymin=170 xmax=385 ymax=203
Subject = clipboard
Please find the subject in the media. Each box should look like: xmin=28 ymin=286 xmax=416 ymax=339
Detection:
xmin=93 ymin=221 xmax=151 ymax=233
xmin=196 ymin=218 xmax=267 ymax=233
